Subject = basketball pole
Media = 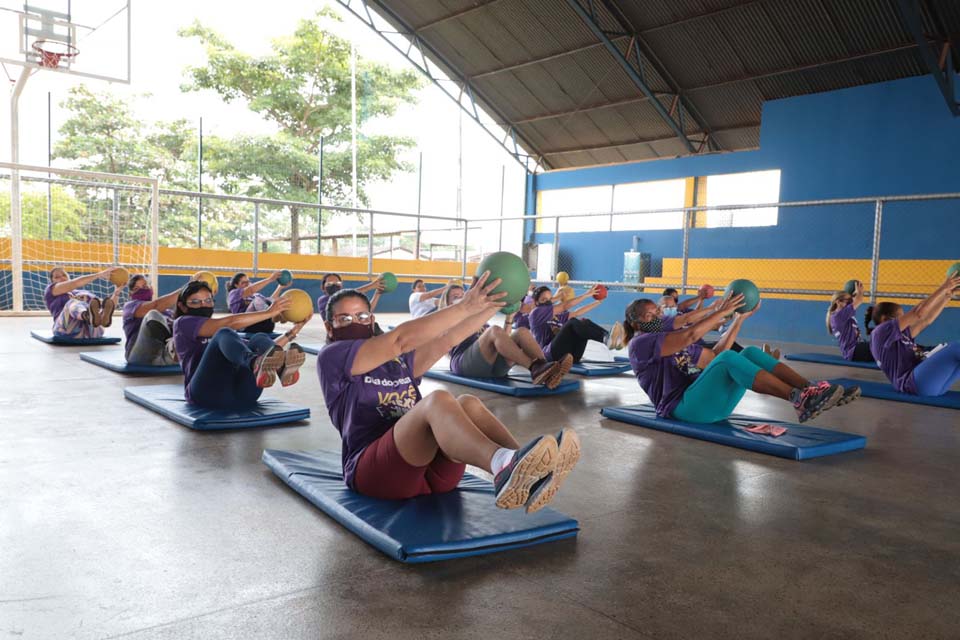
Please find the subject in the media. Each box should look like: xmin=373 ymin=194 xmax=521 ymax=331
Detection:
xmin=10 ymin=66 xmax=31 ymax=313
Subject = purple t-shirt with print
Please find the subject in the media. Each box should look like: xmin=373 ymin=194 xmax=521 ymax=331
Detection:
xmin=528 ymin=304 xmax=557 ymax=360
xmin=830 ymin=303 xmax=862 ymax=361
xmin=869 ymin=320 xmax=920 ymax=394
xmin=317 ymin=339 xmax=422 ymax=488
xmin=173 ymin=315 xmax=211 ymax=402
xmin=628 ymin=331 xmax=704 ymax=418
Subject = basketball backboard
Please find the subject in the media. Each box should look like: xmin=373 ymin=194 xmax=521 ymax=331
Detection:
xmin=0 ymin=0 xmax=130 ymax=84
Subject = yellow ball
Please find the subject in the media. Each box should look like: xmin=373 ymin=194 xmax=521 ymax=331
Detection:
xmin=556 ymin=285 xmax=574 ymax=302
xmin=556 ymin=271 xmax=569 ymax=286
xmin=192 ymin=271 xmax=218 ymax=295
xmin=109 ymin=267 xmax=129 ymax=287
xmin=279 ymin=288 xmax=312 ymax=323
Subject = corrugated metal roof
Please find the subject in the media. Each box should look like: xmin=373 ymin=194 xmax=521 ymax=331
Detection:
xmin=368 ymin=0 xmax=957 ymax=169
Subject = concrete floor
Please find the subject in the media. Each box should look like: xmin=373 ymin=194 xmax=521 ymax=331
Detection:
xmin=2 ymin=314 xmax=959 ymax=639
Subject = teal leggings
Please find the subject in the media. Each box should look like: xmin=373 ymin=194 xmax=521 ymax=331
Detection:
xmin=672 ymin=346 xmax=780 ymax=423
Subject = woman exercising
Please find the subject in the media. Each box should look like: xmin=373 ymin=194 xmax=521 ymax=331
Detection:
xmin=867 ymin=274 xmax=960 ymax=396
xmin=317 ymin=272 xmax=580 ymax=512
xmin=528 ymin=285 xmax=625 ymax=363
xmin=227 ymin=271 xmax=291 ymax=334
xmin=440 ymin=284 xmax=571 ymax=388
xmin=826 ymin=280 xmax=873 ymax=362
xmin=122 ymin=274 xmax=180 ymax=366
xmin=43 ymin=266 xmax=121 ymax=338
xmin=173 ymin=280 xmax=309 ymax=410
xmin=623 ymin=295 xmax=858 ymax=423
xmin=316 ymin=273 xmax=384 ymax=317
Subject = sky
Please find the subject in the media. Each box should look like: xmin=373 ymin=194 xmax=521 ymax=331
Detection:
xmin=0 ymin=0 xmax=529 ymax=227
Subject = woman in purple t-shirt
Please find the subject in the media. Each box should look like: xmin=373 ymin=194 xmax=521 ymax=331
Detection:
xmin=866 ymin=274 xmax=960 ymax=396
xmin=226 ymin=271 xmax=290 ymax=335
xmin=43 ymin=266 xmax=122 ymax=338
xmin=122 ymin=274 xmax=181 ymax=365
xmin=528 ymin=285 xmax=625 ymax=363
xmin=172 ymin=281 xmax=310 ymax=410
xmin=439 ymin=285 xmax=570 ymax=388
xmin=316 ymin=271 xmax=581 ymax=513
xmin=622 ymin=295 xmax=857 ymax=423
xmin=825 ymin=280 xmax=873 ymax=362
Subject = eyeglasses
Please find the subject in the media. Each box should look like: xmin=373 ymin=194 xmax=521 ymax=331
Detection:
xmin=334 ymin=311 xmax=373 ymax=325
xmin=185 ymin=297 xmax=215 ymax=307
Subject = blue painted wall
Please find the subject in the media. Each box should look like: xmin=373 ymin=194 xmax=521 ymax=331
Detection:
xmin=529 ymin=74 xmax=960 ymax=346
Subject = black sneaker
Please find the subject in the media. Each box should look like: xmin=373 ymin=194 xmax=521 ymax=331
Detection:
xmin=793 ymin=382 xmax=844 ymax=423
xmin=278 ymin=343 xmax=305 ymax=387
xmin=252 ymin=345 xmax=285 ymax=388
xmin=833 ymin=382 xmax=861 ymax=406
xmin=493 ymin=435 xmax=558 ymax=510
xmin=525 ymin=428 xmax=581 ymax=513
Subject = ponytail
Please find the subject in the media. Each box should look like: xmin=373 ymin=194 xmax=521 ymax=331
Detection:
xmin=865 ymin=302 xmax=901 ymax=335
xmin=826 ymin=292 xmax=844 ymax=335
xmin=623 ymin=299 xmax=649 ymax=343
xmin=864 ymin=305 xmax=875 ymax=335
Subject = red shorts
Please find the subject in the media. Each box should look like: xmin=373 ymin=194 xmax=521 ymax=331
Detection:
xmin=354 ymin=426 xmax=466 ymax=500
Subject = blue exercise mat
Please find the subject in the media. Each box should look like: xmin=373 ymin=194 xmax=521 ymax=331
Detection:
xmin=263 ymin=449 xmax=579 ymax=563
xmin=423 ymin=369 xmax=581 ymax=396
xmin=785 ymin=352 xmax=879 ymax=370
xmin=600 ymin=404 xmax=866 ymax=460
xmin=124 ymin=384 xmax=310 ymax=430
xmin=80 ymin=351 xmax=182 ymax=375
xmin=31 ymin=330 xmax=120 ymax=346
xmin=299 ymin=344 xmax=322 ymax=355
xmin=830 ymin=377 xmax=960 ymax=409
xmin=614 ymin=356 xmax=630 ymax=364
xmin=570 ymin=360 xmax=632 ymax=376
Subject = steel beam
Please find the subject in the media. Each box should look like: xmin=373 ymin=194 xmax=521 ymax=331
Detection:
xmin=415 ymin=0 xmax=503 ymax=33
xmin=563 ymin=0 xmax=697 ymax=153
xmin=335 ymin=0 xmax=544 ymax=171
xmin=895 ymin=0 xmax=959 ymax=116
xmin=540 ymin=122 xmax=760 ymax=157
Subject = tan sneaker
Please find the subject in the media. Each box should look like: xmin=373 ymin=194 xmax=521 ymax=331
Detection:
xmin=605 ymin=321 xmax=626 ymax=351
xmin=99 ymin=296 xmax=116 ymax=328
xmin=525 ymin=428 xmax=581 ymax=514
xmin=87 ymin=298 xmax=102 ymax=327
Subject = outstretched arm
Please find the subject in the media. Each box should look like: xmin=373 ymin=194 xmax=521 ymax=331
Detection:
xmin=240 ymin=271 xmax=280 ymax=297
xmin=350 ymin=273 xmax=504 ymax=377
xmin=712 ymin=301 xmax=760 ymax=354
xmin=568 ymin=298 xmax=602 ymax=319
xmin=555 ymin=285 xmax=598 ymax=313
xmin=357 ymin=276 xmax=384 ymax=294
xmin=413 ymin=284 xmax=447 ymax=303
xmin=901 ymin=275 xmax=960 ymax=337
xmin=195 ymin=297 xmax=293 ymax=338
xmin=660 ymin=295 xmax=743 ymax=357
xmin=134 ymin=288 xmax=181 ymax=318
xmin=51 ymin=267 xmax=120 ymax=297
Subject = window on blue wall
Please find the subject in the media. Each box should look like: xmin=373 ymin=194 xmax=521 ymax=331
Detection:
xmin=539 ymin=185 xmax=613 ymax=232
xmin=611 ymin=179 xmax=686 ymax=230
xmin=704 ymin=170 xmax=781 ymax=227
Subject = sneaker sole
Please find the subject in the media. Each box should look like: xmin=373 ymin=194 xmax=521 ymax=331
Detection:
xmin=100 ymin=300 xmax=116 ymax=327
xmin=799 ymin=385 xmax=844 ymax=423
xmin=525 ymin=429 xmax=581 ymax=513
xmin=531 ymin=362 xmax=557 ymax=386
xmin=495 ymin=437 xmax=559 ymax=510
xmin=280 ymin=345 xmax=306 ymax=387
xmin=254 ymin=348 xmax=285 ymax=388
xmin=546 ymin=355 xmax=574 ymax=389
xmin=836 ymin=386 xmax=861 ymax=406
xmin=88 ymin=299 xmax=102 ymax=328
xmin=607 ymin=323 xmax=625 ymax=351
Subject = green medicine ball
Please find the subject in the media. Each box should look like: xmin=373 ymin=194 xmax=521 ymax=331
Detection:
xmin=380 ymin=272 xmax=398 ymax=293
xmin=726 ymin=278 xmax=760 ymax=312
xmin=475 ymin=252 xmax=530 ymax=305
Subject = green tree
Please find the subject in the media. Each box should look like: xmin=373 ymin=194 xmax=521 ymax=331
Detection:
xmin=0 ymin=186 xmax=86 ymax=241
xmin=180 ymin=8 xmax=422 ymax=252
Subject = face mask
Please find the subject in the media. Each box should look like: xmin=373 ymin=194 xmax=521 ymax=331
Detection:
xmin=330 ymin=323 xmax=374 ymax=341
xmin=661 ymin=306 xmax=678 ymax=317
xmin=536 ymin=300 xmax=552 ymax=306
xmin=325 ymin=283 xmax=342 ymax=296
xmin=131 ymin=287 xmax=153 ymax=302
xmin=186 ymin=306 xmax=214 ymax=318
xmin=637 ymin=318 xmax=663 ymax=333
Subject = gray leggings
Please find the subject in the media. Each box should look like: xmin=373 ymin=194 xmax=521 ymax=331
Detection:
xmin=126 ymin=310 xmax=177 ymax=366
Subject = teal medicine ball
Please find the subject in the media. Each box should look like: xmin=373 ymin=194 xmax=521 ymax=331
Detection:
xmin=947 ymin=262 xmax=960 ymax=279
xmin=278 ymin=269 xmax=293 ymax=286
xmin=500 ymin=301 xmax=521 ymax=315
xmin=843 ymin=279 xmax=859 ymax=295
xmin=475 ymin=252 xmax=530 ymax=306
xmin=726 ymin=278 xmax=760 ymax=312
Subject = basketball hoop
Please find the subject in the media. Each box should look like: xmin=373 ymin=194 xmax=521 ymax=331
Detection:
xmin=31 ymin=40 xmax=79 ymax=69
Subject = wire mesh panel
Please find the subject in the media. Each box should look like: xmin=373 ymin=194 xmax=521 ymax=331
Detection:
xmin=686 ymin=201 xmax=876 ymax=301
xmin=1 ymin=165 xmax=157 ymax=312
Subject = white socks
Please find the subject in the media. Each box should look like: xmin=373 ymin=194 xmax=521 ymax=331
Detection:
xmin=490 ymin=447 xmax=516 ymax=475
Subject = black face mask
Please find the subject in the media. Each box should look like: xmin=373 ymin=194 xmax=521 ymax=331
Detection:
xmin=536 ymin=300 xmax=552 ymax=306
xmin=186 ymin=307 xmax=214 ymax=318
xmin=325 ymin=283 xmax=342 ymax=296
xmin=637 ymin=318 xmax=663 ymax=333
